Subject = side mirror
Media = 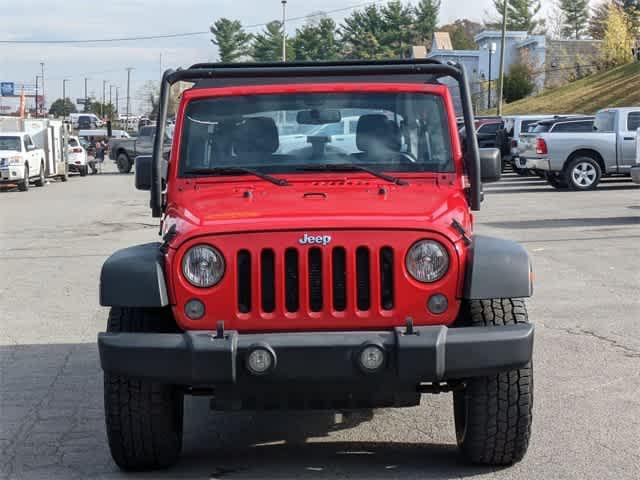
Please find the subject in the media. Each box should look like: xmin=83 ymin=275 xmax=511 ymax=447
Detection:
xmin=479 ymin=148 xmax=501 ymax=183
xmin=135 ymin=155 xmax=152 ymax=191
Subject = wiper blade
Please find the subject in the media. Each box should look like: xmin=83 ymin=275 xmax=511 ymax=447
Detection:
xmin=183 ymin=167 xmax=289 ymax=186
xmin=298 ymin=164 xmax=408 ymax=185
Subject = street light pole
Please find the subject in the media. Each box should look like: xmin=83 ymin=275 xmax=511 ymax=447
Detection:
xmin=35 ymin=75 xmax=39 ymax=117
xmin=84 ymin=77 xmax=89 ymax=112
xmin=62 ymin=79 xmax=70 ymax=120
xmin=496 ymin=0 xmax=509 ymax=115
xmin=102 ymin=80 xmax=107 ymax=118
xmin=40 ymin=62 xmax=45 ymax=116
xmin=116 ymin=87 xmax=119 ymax=115
xmin=125 ymin=67 xmax=133 ymax=119
xmin=281 ymin=0 xmax=287 ymax=62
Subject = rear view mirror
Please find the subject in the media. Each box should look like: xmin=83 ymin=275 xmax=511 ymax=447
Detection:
xmin=135 ymin=155 xmax=152 ymax=191
xmin=479 ymin=148 xmax=501 ymax=183
xmin=297 ymin=109 xmax=341 ymax=125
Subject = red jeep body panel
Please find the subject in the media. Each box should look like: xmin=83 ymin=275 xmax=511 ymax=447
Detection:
xmin=162 ymin=83 xmax=473 ymax=332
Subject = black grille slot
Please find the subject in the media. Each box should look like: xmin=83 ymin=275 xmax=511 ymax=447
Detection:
xmin=308 ymin=248 xmax=323 ymax=312
xmin=260 ymin=249 xmax=275 ymax=313
xmin=332 ymin=247 xmax=347 ymax=311
xmin=284 ymin=248 xmax=299 ymax=312
xmin=237 ymin=250 xmax=251 ymax=313
xmin=380 ymin=247 xmax=394 ymax=310
xmin=356 ymin=247 xmax=371 ymax=311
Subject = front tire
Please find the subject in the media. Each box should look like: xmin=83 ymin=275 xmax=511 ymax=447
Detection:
xmin=34 ymin=161 xmax=45 ymax=187
xmin=18 ymin=165 xmax=29 ymax=191
xmin=116 ymin=152 xmax=132 ymax=173
xmin=453 ymin=299 xmax=533 ymax=466
xmin=104 ymin=307 xmax=183 ymax=471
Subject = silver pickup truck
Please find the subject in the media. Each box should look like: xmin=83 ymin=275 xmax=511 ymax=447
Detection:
xmin=520 ymin=107 xmax=640 ymax=190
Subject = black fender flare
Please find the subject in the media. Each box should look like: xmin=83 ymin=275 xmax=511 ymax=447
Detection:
xmin=100 ymin=242 xmax=169 ymax=307
xmin=463 ymin=235 xmax=533 ymax=299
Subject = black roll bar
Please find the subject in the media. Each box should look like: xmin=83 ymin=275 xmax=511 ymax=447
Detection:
xmin=151 ymin=59 xmax=481 ymax=218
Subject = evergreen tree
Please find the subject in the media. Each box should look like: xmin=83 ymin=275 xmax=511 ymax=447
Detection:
xmin=251 ymin=21 xmax=294 ymax=62
xmin=559 ymin=0 xmax=590 ymax=38
xmin=340 ymin=5 xmax=393 ymax=59
xmin=380 ymin=0 xmax=415 ymax=58
xmin=413 ymin=0 xmax=441 ymax=45
xmin=589 ymin=1 xmax=613 ymax=39
xmin=439 ymin=19 xmax=484 ymax=50
xmin=621 ymin=0 xmax=640 ymax=34
xmin=492 ymin=0 xmax=544 ymax=33
xmin=292 ymin=18 xmax=341 ymax=61
xmin=210 ymin=18 xmax=252 ymax=62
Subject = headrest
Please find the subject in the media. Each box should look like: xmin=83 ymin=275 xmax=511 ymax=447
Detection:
xmin=233 ymin=117 xmax=279 ymax=155
xmin=356 ymin=114 xmax=401 ymax=153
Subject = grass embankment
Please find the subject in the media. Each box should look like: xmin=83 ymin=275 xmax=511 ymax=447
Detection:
xmin=499 ymin=62 xmax=640 ymax=115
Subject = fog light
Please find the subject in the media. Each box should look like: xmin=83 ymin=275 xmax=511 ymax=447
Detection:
xmin=358 ymin=344 xmax=385 ymax=373
xmin=184 ymin=299 xmax=205 ymax=320
xmin=246 ymin=345 xmax=276 ymax=375
xmin=427 ymin=294 xmax=448 ymax=314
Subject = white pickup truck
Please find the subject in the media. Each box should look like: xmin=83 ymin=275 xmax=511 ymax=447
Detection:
xmin=0 ymin=132 xmax=47 ymax=191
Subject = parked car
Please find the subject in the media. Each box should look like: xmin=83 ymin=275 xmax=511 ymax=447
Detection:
xmin=504 ymin=115 xmax=577 ymax=172
xmin=77 ymin=115 xmax=96 ymax=130
xmin=71 ymin=113 xmax=103 ymax=129
xmin=630 ymin=127 xmax=640 ymax=184
xmin=98 ymin=59 xmax=534 ymax=471
xmin=67 ymin=136 xmax=89 ymax=176
xmin=520 ymin=107 xmax=640 ymax=190
xmin=278 ymin=115 xmax=360 ymax=154
xmin=0 ymin=132 xmax=47 ymax=191
xmin=108 ymin=125 xmax=170 ymax=173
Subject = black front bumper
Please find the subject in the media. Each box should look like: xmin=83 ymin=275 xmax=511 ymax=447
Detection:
xmin=98 ymin=324 xmax=534 ymax=385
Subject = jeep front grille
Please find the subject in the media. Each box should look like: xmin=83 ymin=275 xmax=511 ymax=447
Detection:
xmin=236 ymin=246 xmax=395 ymax=315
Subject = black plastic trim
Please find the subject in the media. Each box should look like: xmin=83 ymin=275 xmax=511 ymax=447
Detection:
xmin=463 ymin=235 xmax=533 ymax=299
xmin=99 ymin=243 xmax=168 ymax=307
xmin=98 ymin=323 xmax=534 ymax=385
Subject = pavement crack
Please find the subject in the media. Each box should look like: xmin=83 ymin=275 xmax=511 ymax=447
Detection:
xmin=543 ymin=324 xmax=640 ymax=358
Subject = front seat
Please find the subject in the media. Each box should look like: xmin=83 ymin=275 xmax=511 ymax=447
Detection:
xmin=232 ymin=117 xmax=280 ymax=164
xmin=352 ymin=114 xmax=401 ymax=163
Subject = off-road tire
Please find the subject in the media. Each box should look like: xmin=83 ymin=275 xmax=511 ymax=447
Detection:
xmin=116 ymin=152 xmax=132 ymax=173
xmin=565 ymin=156 xmax=601 ymax=191
xmin=546 ymin=173 xmax=568 ymax=189
xmin=104 ymin=307 xmax=183 ymax=471
xmin=18 ymin=165 xmax=29 ymax=191
xmin=34 ymin=161 xmax=45 ymax=187
xmin=453 ymin=299 xmax=533 ymax=466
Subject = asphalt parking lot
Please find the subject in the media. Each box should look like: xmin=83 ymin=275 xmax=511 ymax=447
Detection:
xmin=1 ymin=164 xmax=639 ymax=480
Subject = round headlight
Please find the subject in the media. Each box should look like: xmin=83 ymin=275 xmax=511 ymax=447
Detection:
xmin=405 ymin=240 xmax=449 ymax=283
xmin=182 ymin=245 xmax=225 ymax=288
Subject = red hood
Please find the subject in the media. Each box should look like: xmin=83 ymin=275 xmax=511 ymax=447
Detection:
xmin=165 ymin=176 xmax=471 ymax=245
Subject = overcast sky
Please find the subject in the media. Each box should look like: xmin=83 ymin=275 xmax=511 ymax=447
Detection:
xmin=0 ymin=0 xmax=557 ymax=114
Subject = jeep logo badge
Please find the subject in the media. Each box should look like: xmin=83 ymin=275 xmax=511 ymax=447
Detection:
xmin=298 ymin=233 xmax=332 ymax=246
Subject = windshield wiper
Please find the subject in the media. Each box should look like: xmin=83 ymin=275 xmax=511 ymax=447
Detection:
xmin=183 ymin=167 xmax=289 ymax=186
xmin=298 ymin=164 xmax=408 ymax=185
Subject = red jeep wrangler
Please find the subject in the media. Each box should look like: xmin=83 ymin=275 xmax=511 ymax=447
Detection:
xmin=98 ymin=60 xmax=534 ymax=470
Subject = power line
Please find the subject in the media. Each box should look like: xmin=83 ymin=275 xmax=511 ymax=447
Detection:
xmin=0 ymin=1 xmax=385 ymax=45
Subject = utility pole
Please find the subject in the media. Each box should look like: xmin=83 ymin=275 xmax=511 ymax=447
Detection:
xmin=109 ymin=84 xmax=114 ymax=107
xmin=40 ymin=62 xmax=45 ymax=116
xmin=84 ymin=77 xmax=89 ymax=112
xmin=496 ymin=0 xmax=508 ymax=115
xmin=116 ymin=87 xmax=119 ymax=115
xmin=281 ymin=0 xmax=287 ymax=62
xmin=125 ymin=67 xmax=133 ymax=119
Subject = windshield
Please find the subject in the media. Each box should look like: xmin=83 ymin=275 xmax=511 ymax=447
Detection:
xmin=0 ymin=136 xmax=21 ymax=151
xmin=179 ymin=91 xmax=453 ymax=176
